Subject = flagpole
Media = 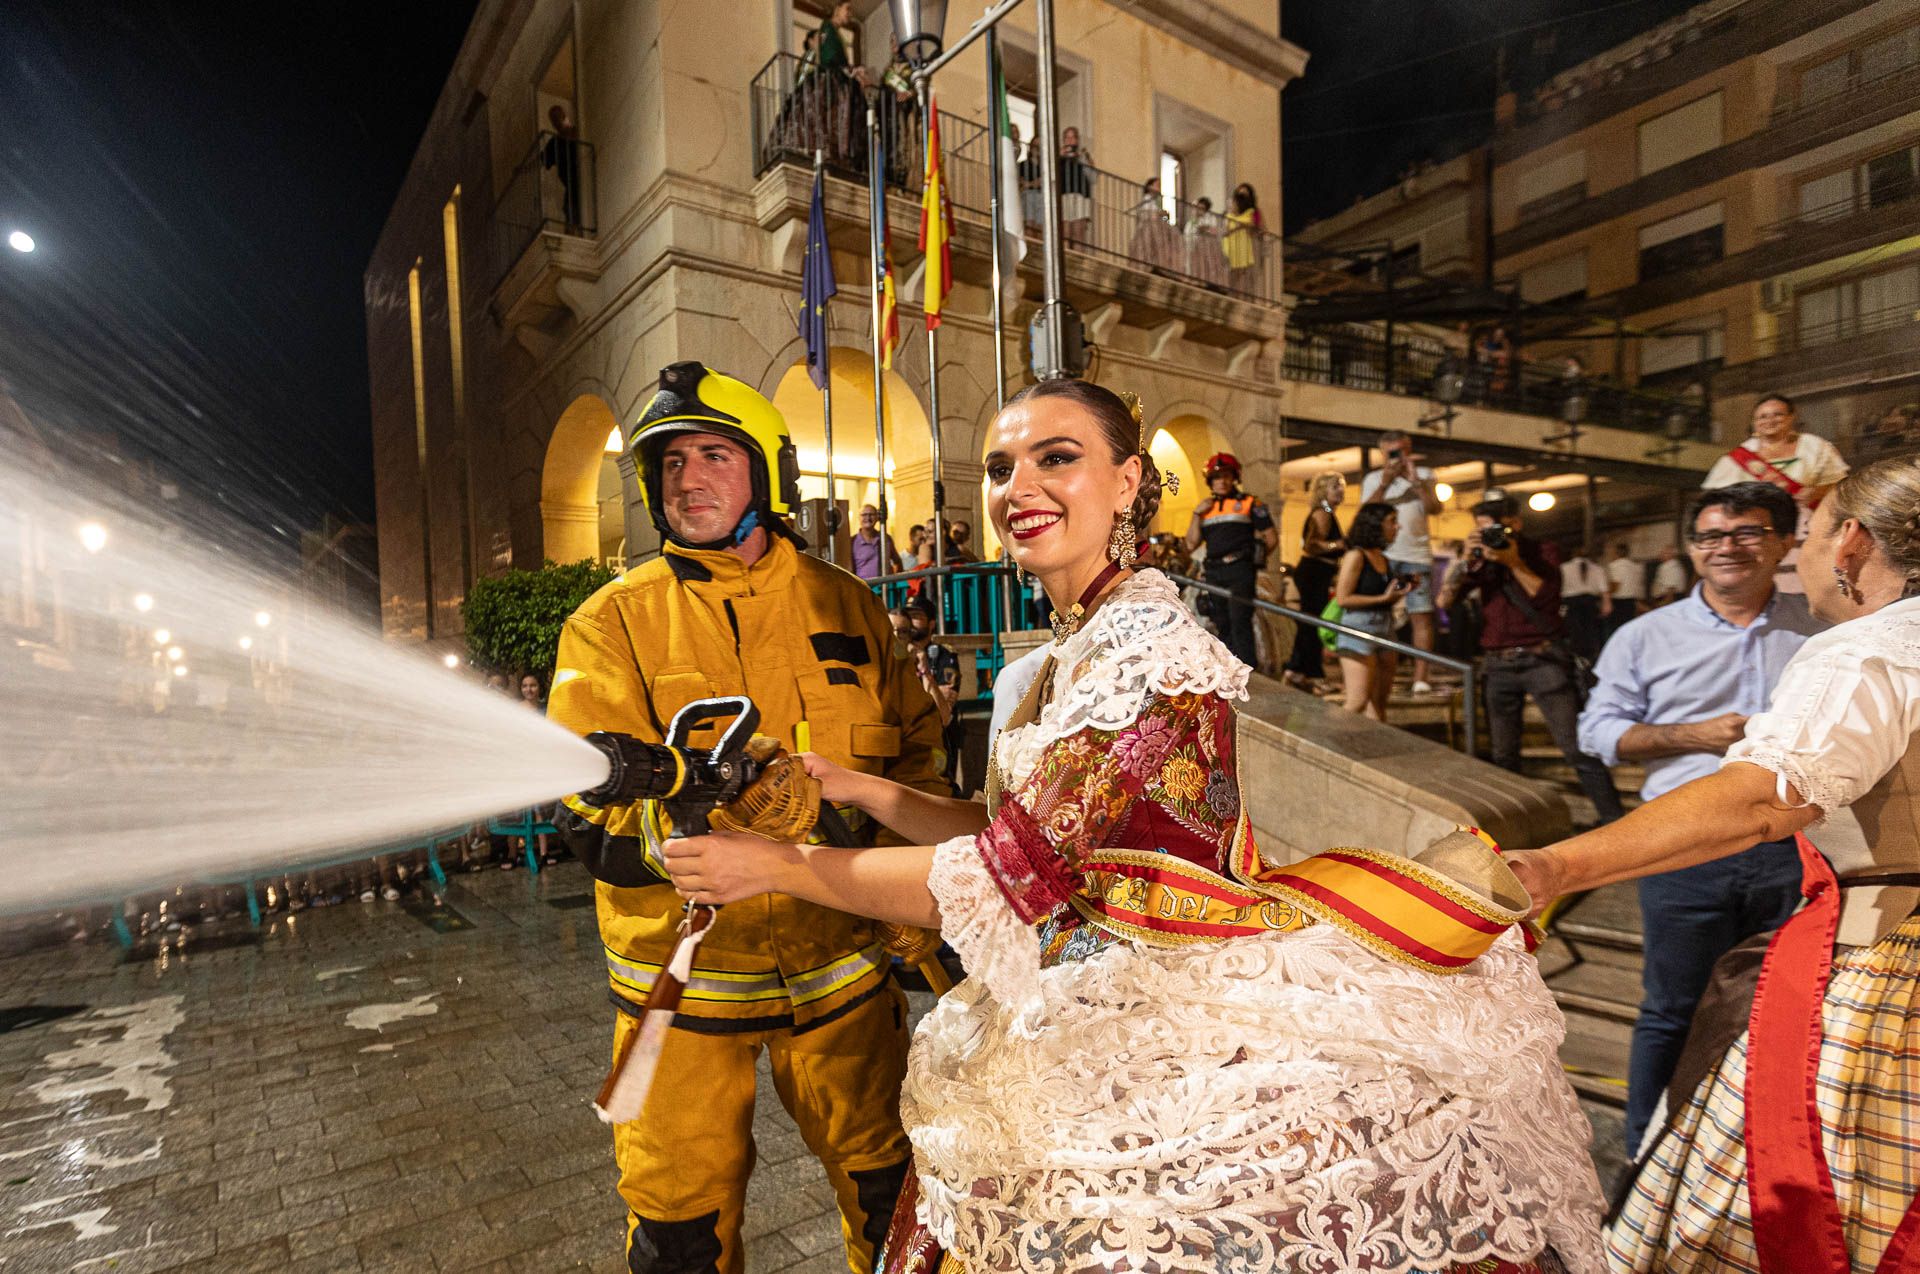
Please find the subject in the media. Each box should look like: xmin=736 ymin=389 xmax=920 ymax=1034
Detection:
xmin=986 ymin=30 xmax=1008 ymax=414
xmin=920 ymin=81 xmax=945 ymax=636
xmin=986 ymin=29 xmax=1015 ymax=636
xmin=814 ymin=150 xmax=838 ymax=565
xmin=867 ymin=103 xmax=890 ymax=567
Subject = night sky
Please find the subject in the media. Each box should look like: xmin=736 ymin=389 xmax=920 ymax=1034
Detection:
xmin=1282 ymin=0 xmax=1701 ymax=233
xmin=1 ymin=1 xmax=1697 ymax=547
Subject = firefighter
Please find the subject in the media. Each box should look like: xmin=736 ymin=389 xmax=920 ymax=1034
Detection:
xmin=1184 ymin=451 xmax=1276 ymax=667
xmin=547 ymin=362 xmax=947 ymax=1274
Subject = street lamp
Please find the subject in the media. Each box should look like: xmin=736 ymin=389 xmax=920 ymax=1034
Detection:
xmin=152 ymin=628 xmax=171 ymax=645
xmin=888 ymin=0 xmax=949 ymax=66
xmin=7 ymin=230 xmax=34 ymax=254
xmin=133 ymin=593 xmax=155 ymax=612
xmin=253 ymin=610 xmax=272 ymax=628
xmin=1434 ymin=482 xmax=1454 ymax=503
xmin=238 ymin=635 xmax=254 ymax=652
xmin=1528 ymin=491 xmax=1557 ymax=512
xmin=166 ymin=645 xmax=184 ymax=662
xmin=78 ymin=522 xmax=108 ymax=554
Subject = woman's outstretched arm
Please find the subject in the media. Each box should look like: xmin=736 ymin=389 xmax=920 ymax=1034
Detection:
xmin=805 ymin=754 xmax=989 ymax=845
xmin=662 ymin=831 xmax=941 ymax=928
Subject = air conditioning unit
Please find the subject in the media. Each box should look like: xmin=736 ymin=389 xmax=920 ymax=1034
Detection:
xmin=1759 ymin=277 xmax=1790 ymax=311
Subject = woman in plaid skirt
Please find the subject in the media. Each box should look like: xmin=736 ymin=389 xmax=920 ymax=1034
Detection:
xmin=1511 ymin=453 xmax=1920 ymax=1273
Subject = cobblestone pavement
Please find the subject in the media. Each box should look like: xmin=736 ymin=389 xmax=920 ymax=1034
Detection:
xmin=1 ymin=861 xmax=1628 ymax=1273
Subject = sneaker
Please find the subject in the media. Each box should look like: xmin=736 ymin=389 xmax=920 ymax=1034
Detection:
xmin=382 ymin=886 xmax=401 ymax=901
xmin=288 ymin=897 xmax=305 ymax=912
xmin=1411 ymin=680 xmax=1434 ymax=695
xmin=359 ymin=889 xmax=376 ymax=903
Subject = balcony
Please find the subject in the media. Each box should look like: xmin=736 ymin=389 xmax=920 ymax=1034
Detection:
xmin=747 ymin=53 xmax=1285 ymax=324
xmin=487 ymin=130 xmax=600 ymax=344
xmin=1283 ymin=324 xmax=1711 ymax=441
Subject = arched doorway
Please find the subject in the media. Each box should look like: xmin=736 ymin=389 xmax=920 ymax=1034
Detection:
xmin=541 ymin=394 xmax=625 ymax=567
xmin=770 ymin=347 xmax=931 ymax=540
xmin=1147 ymin=412 xmax=1227 ymax=537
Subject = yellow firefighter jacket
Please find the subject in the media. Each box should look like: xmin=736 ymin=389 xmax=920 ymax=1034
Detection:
xmin=547 ymin=535 xmax=947 ymax=1033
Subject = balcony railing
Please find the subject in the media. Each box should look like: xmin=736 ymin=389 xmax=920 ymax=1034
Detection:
xmin=1773 ymin=56 xmax=1920 ymax=123
xmin=1758 ymin=300 xmax=1920 ymax=359
xmin=1283 ymin=325 xmax=1712 ymax=439
xmin=1758 ymin=180 xmax=1920 ymax=239
xmin=490 ymin=130 xmax=597 ymax=292
xmin=748 ymin=52 xmax=1285 ymax=306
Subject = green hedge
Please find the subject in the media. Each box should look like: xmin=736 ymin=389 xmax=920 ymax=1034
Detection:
xmin=460 ymin=558 xmax=618 ymax=679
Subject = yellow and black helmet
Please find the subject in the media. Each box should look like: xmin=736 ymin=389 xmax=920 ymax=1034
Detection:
xmin=629 ymin=361 xmax=803 ymax=549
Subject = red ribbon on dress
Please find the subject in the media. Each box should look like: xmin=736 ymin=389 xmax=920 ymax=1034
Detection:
xmin=1743 ymin=833 xmax=1920 ymax=1273
xmin=1726 ymin=445 xmax=1804 ymax=498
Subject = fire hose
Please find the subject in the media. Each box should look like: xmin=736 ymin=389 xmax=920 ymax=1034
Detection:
xmin=578 ymin=697 xmax=952 ymax=1123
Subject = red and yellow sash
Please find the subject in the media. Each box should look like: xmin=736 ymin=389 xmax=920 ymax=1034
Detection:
xmin=1726 ymin=445 xmax=1803 ymax=497
xmin=1075 ymin=823 xmax=1530 ymax=975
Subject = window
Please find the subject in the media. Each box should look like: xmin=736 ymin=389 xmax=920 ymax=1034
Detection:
xmin=1159 ymin=150 xmax=1183 ymax=217
xmin=1793 ymin=25 xmax=1920 ymax=110
xmin=1515 ymin=149 xmax=1587 ymax=219
xmin=1641 ymin=320 xmax=1724 ymax=379
xmin=1796 ymin=141 xmax=1920 ymax=223
xmin=1519 ymin=250 xmax=1587 ymax=303
xmin=1800 ymin=54 xmax=1849 ymax=107
xmin=1005 ymin=90 xmax=1037 ymax=152
xmin=1796 ymin=263 xmax=1920 ymax=348
xmin=1860 ymin=25 xmax=1920 ymax=81
xmin=1638 ymin=202 xmax=1723 ymax=280
xmin=1637 ymin=92 xmax=1722 ymax=177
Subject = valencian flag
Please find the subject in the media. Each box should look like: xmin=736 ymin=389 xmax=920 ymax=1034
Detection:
xmin=800 ymin=164 xmax=837 ymax=389
xmin=918 ymin=95 xmax=953 ymax=330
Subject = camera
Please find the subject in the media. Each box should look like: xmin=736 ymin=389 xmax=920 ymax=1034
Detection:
xmin=1480 ymin=523 xmax=1511 ymax=552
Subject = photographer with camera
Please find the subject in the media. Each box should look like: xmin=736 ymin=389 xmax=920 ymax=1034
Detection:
xmin=1360 ymin=432 xmax=1443 ymax=694
xmin=1438 ymin=488 xmax=1625 ymax=824
xmin=1185 ymin=451 xmax=1277 ymax=668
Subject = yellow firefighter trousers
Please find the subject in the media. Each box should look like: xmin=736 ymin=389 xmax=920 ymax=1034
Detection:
xmin=612 ymin=984 xmax=911 ymax=1274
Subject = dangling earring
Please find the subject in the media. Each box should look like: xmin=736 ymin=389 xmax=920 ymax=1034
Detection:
xmin=1833 ymin=566 xmax=1857 ymax=602
xmin=1108 ymin=510 xmax=1138 ymax=566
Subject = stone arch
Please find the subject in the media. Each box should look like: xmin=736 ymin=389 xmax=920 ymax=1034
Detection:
xmin=541 ymin=393 xmax=622 ymax=566
xmin=768 ymin=346 xmax=933 ymax=532
xmin=1146 ymin=410 xmax=1229 ymax=536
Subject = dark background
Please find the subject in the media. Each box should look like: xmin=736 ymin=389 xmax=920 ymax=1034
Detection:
xmin=0 ymin=1 xmax=1698 ymax=543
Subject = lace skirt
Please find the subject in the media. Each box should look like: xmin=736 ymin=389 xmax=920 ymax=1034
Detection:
xmin=1607 ymin=911 xmax=1920 ymax=1272
xmin=899 ymin=909 xmax=1606 ymax=1274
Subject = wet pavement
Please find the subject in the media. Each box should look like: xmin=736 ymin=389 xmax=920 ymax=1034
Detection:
xmin=0 ymin=863 xmax=850 ymax=1273
xmin=1 ymin=860 xmax=1629 ymax=1273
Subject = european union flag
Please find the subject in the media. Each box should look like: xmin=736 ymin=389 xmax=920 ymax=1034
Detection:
xmin=800 ymin=166 xmax=837 ymax=390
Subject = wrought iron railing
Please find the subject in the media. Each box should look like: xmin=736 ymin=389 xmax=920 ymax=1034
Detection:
xmin=748 ymin=52 xmax=1286 ymax=305
xmin=1281 ymin=325 xmax=1712 ymax=439
xmin=1758 ymin=300 xmax=1920 ymax=359
xmin=1758 ymin=180 xmax=1920 ymax=239
xmin=490 ymin=130 xmax=597 ymax=291
xmin=1773 ymin=56 xmax=1920 ymax=122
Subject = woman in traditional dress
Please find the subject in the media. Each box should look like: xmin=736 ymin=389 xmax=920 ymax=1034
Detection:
xmin=664 ymin=378 xmax=1604 ymax=1274
xmin=1702 ymin=392 xmax=1850 ymax=596
xmin=1508 ymin=454 xmax=1920 ymax=1273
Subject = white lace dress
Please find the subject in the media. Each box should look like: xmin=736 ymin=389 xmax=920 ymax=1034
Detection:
xmin=902 ymin=569 xmax=1605 ymax=1274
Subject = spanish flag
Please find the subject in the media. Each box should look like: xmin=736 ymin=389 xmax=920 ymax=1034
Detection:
xmin=879 ymin=230 xmax=900 ymax=370
xmin=918 ymin=96 xmax=952 ymax=331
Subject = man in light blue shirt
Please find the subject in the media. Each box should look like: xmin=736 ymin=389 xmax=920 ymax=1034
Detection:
xmin=1577 ymin=481 xmax=1825 ymax=1153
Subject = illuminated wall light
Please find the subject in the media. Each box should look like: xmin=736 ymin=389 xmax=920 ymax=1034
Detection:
xmin=133 ymin=593 xmax=155 ymax=612
xmin=1528 ymin=491 xmax=1557 ymax=512
xmin=604 ymin=426 xmax=624 ymax=454
xmin=152 ymin=628 xmax=171 ymax=645
xmin=238 ymin=635 xmax=254 ymax=651
xmin=78 ymin=522 xmax=108 ymax=553
xmin=166 ymin=645 xmax=184 ymax=662
xmin=1433 ymin=482 xmax=1453 ymax=502
xmin=254 ymin=611 xmax=273 ymax=628
xmin=442 ymin=653 xmax=461 ymax=669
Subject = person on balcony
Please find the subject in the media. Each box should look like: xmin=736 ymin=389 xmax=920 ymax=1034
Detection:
xmin=1057 ymin=127 xmax=1092 ymax=246
xmin=1222 ymin=182 xmax=1264 ymax=294
xmin=1703 ymin=392 xmax=1850 ymax=596
xmin=1127 ymin=177 xmax=1180 ymax=272
xmin=1183 ymin=194 xmax=1227 ymax=287
xmin=658 ymin=377 xmax=1605 ymax=1274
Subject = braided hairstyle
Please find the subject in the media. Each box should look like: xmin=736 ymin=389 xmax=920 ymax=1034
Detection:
xmin=1827 ymin=454 xmax=1920 ymax=597
xmin=1001 ymin=379 xmax=1164 ymax=530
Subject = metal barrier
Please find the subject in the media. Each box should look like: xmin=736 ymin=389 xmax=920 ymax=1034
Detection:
xmin=1167 ymin=571 xmax=1479 ymax=759
xmin=862 ymin=562 xmax=1481 ymax=758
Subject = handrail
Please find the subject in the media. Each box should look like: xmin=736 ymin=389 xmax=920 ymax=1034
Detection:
xmin=860 ymin=560 xmax=1482 ymax=758
xmin=1167 ymin=571 xmax=1479 ymax=759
